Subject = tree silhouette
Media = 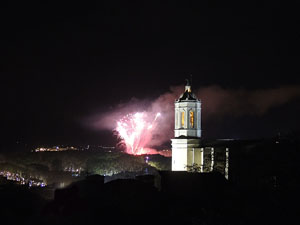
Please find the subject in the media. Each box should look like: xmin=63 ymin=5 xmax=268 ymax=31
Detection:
xmin=185 ymin=163 xmax=202 ymax=173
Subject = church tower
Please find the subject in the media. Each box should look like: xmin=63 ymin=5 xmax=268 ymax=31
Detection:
xmin=172 ymin=79 xmax=202 ymax=171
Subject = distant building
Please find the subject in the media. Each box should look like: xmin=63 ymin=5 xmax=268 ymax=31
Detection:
xmin=171 ymin=80 xmax=229 ymax=178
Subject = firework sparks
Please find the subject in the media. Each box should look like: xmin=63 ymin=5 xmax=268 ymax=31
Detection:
xmin=115 ymin=112 xmax=161 ymax=155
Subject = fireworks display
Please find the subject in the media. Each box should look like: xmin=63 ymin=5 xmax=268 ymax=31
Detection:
xmin=115 ymin=112 xmax=161 ymax=155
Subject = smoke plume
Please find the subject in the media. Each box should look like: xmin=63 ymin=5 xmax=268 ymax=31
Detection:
xmin=87 ymin=85 xmax=300 ymax=147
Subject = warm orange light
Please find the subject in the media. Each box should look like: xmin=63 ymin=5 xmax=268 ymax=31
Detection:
xmin=181 ymin=111 xmax=184 ymax=127
xmin=190 ymin=111 xmax=194 ymax=128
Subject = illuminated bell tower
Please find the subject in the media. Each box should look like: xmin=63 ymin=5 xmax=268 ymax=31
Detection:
xmin=172 ymin=79 xmax=202 ymax=171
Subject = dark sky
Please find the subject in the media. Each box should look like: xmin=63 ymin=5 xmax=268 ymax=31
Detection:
xmin=0 ymin=1 xmax=299 ymax=150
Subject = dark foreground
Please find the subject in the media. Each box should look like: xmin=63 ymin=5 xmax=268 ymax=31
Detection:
xmin=0 ymin=171 xmax=299 ymax=225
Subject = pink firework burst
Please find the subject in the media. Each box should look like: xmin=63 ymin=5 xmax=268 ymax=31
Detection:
xmin=115 ymin=112 xmax=161 ymax=155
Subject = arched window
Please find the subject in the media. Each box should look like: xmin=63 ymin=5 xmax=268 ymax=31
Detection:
xmin=190 ymin=111 xmax=194 ymax=128
xmin=181 ymin=111 xmax=184 ymax=128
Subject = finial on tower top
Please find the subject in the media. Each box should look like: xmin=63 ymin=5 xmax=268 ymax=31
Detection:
xmin=185 ymin=78 xmax=190 ymax=86
xmin=185 ymin=78 xmax=192 ymax=92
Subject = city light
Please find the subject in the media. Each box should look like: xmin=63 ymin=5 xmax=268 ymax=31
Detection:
xmin=0 ymin=171 xmax=46 ymax=187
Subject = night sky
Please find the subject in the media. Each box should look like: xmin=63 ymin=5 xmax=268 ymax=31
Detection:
xmin=1 ymin=1 xmax=299 ymax=150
